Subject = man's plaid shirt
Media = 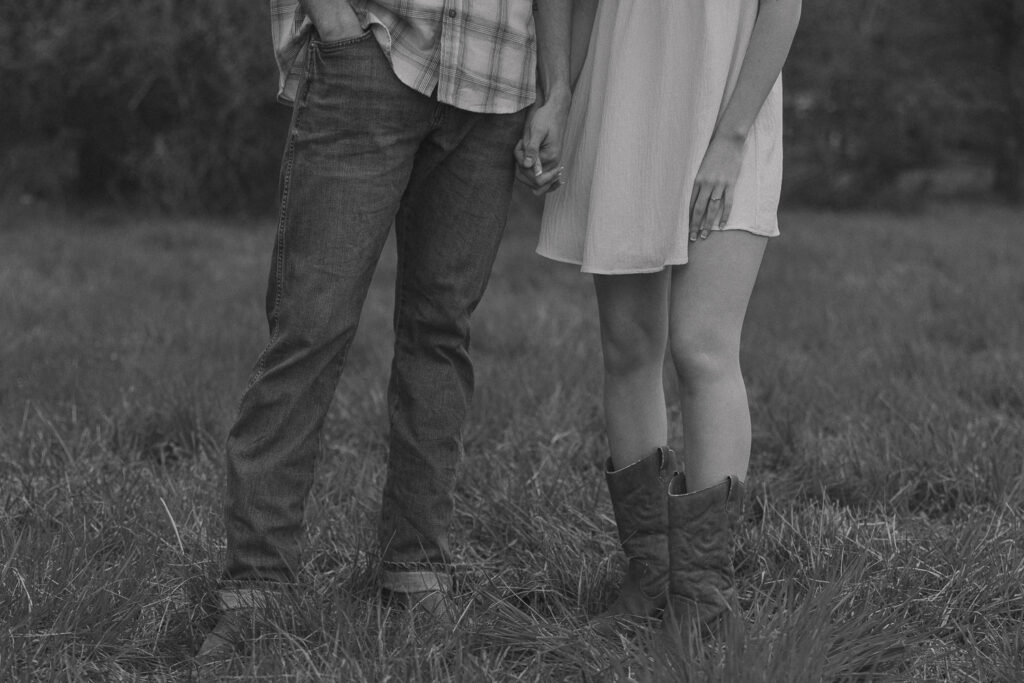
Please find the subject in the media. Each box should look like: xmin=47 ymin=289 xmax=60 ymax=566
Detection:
xmin=271 ymin=0 xmax=537 ymax=114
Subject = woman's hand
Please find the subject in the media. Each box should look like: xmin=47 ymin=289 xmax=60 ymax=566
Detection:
xmin=688 ymin=0 xmax=800 ymax=242
xmin=514 ymin=87 xmax=571 ymax=195
xmin=689 ymin=133 xmax=746 ymax=242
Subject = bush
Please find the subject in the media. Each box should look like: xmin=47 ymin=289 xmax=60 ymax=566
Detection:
xmin=783 ymin=0 xmax=1024 ymax=207
xmin=0 ymin=0 xmax=289 ymax=213
xmin=2 ymin=0 xmax=1019 ymax=212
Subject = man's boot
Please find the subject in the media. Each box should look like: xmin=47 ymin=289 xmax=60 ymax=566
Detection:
xmin=195 ymin=587 xmax=273 ymax=670
xmin=663 ymin=474 xmax=745 ymax=642
xmin=592 ymin=447 xmax=674 ymax=635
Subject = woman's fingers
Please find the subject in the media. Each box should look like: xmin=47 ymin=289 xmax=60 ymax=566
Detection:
xmin=689 ymin=183 xmax=711 ymax=242
xmin=516 ymin=163 xmax=564 ymax=194
xmin=720 ymin=190 xmax=734 ymax=228
xmin=691 ymin=182 xmax=733 ymax=241
xmin=701 ymin=184 xmax=726 ymax=238
xmin=532 ymin=166 xmax=565 ymax=195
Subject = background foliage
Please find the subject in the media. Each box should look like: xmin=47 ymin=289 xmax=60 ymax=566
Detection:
xmin=785 ymin=0 xmax=1024 ymax=206
xmin=2 ymin=0 xmax=1022 ymax=212
xmin=0 ymin=0 xmax=287 ymax=212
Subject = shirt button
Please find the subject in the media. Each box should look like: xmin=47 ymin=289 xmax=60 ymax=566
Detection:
xmin=448 ymin=9 xmax=456 ymax=18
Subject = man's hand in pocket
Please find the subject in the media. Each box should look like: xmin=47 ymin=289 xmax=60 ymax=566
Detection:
xmin=301 ymin=0 xmax=363 ymax=41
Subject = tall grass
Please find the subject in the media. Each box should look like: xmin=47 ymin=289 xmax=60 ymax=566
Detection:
xmin=1 ymin=199 xmax=1022 ymax=680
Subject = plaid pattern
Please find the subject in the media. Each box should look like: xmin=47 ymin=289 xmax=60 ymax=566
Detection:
xmin=270 ymin=0 xmax=537 ymax=114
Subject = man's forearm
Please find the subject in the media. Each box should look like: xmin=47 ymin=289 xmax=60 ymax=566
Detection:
xmin=534 ymin=0 xmax=573 ymax=103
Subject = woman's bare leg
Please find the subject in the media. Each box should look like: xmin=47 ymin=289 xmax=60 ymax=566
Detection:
xmin=668 ymin=231 xmax=767 ymax=491
xmin=594 ymin=271 xmax=671 ymax=470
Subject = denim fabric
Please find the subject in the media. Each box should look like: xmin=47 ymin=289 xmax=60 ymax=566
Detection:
xmin=223 ymin=33 xmax=525 ymax=591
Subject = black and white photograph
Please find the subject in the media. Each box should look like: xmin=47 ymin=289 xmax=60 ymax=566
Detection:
xmin=2 ymin=1 xmax=1023 ymax=680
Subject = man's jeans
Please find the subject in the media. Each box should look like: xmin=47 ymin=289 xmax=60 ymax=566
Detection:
xmin=223 ymin=32 xmax=526 ymax=594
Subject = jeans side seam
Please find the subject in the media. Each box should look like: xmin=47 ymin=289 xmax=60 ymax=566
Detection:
xmin=251 ymin=54 xmax=316 ymax=386
xmin=251 ymin=139 xmax=293 ymax=385
xmin=391 ymin=204 xmax=412 ymax=397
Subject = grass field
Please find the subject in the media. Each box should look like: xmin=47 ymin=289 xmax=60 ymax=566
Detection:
xmin=2 ymin=197 xmax=1023 ymax=681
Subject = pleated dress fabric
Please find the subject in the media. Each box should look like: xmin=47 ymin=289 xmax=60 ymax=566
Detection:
xmin=537 ymin=0 xmax=783 ymax=274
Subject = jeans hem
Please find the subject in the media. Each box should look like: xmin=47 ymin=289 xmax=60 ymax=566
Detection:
xmin=216 ymin=583 xmax=292 ymax=611
xmin=381 ymin=569 xmax=452 ymax=593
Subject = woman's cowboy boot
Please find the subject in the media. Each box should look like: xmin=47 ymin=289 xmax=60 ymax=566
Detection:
xmin=663 ymin=474 xmax=745 ymax=641
xmin=592 ymin=447 xmax=675 ymax=635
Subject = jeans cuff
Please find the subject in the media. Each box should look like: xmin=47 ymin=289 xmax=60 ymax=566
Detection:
xmin=381 ymin=569 xmax=452 ymax=594
xmin=216 ymin=584 xmax=286 ymax=611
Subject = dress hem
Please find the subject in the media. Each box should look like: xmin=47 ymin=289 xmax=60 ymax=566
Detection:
xmin=535 ymin=225 xmax=778 ymax=275
xmin=535 ymin=248 xmax=689 ymax=275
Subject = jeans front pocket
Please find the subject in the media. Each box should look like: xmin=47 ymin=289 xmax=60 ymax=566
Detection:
xmin=312 ymin=30 xmax=375 ymax=56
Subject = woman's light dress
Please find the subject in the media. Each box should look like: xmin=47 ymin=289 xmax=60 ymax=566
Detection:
xmin=537 ymin=0 xmax=783 ymax=274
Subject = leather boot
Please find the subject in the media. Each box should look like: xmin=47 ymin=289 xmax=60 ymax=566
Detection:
xmin=592 ymin=447 xmax=675 ymax=634
xmin=663 ymin=474 xmax=745 ymax=641
xmin=195 ymin=586 xmax=275 ymax=671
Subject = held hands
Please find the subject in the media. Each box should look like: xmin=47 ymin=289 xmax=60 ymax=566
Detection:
xmin=689 ymin=133 xmax=746 ymax=242
xmin=514 ymin=90 xmax=570 ymax=196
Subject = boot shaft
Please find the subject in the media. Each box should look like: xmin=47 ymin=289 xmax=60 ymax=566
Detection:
xmin=599 ymin=447 xmax=676 ymax=619
xmin=665 ymin=475 xmax=745 ymax=624
xmin=605 ymin=447 xmax=675 ymax=550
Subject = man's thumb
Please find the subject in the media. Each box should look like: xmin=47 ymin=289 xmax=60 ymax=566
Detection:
xmin=525 ymin=144 xmax=543 ymax=176
xmin=520 ymin=126 xmax=539 ymax=170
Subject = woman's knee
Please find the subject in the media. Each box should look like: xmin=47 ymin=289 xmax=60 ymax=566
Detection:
xmin=669 ymin=328 xmax=740 ymax=384
xmin=595 ymin=273 xmax=670 ymax=376
xmin=600 ymin=312 xmax=666 ymax=376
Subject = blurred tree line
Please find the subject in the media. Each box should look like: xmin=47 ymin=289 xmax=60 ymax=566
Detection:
xmin=787 ymin=0 xmax=1024 ymax=206
xmin=1 ymin=0 xmax=1022 ymax=213
xmin=0 ymin=0 xmax=286 ymax=213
